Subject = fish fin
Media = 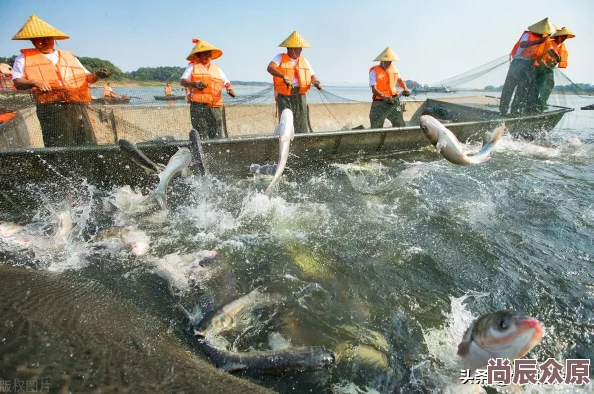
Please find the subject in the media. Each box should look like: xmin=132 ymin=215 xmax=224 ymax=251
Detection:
xmin=436 ymin=140 xmax=447 ymax=154
xmin=219 ymin=363 xmax=247 ymax=372
xmin=457 ymin=341 xmax=470 ymax=357
xmin=156 ymin=163 xmax=166 ymax=171
xmin=181 ymin=168 xmax=192 ymax=177
xmin=151 ymin=190 xmax=167 ymax=210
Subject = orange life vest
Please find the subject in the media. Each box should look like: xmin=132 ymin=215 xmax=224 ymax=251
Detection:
xmin=0 ymin=111 xmax=17 ymax=124
xmin=370 ymin=64 xmax=400 ymax=100
xmin=189 ymin=62 xmax=224 ymax=107
xmin=165 ymin=85 xmax=172 ymax=95
xmin=273 ymin=54 xmax=312 ymax=96
xmin=21 ymin=49 xmax=91 ymax=104
xmin=509 ymin=31 xmax=545 ymax=61
xmin=557 ymin=42 xmax=568 ymax=68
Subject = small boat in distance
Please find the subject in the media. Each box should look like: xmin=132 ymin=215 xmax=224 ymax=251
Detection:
xmin=91 ymin=97 xmax=131 ymax=105
xmin=154 ymin=95 xmax=186 ymax=101
xmin=412 ymin=85 xmax=456 ymax=94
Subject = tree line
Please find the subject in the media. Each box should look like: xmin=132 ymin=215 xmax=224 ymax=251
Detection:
xmin=0 ymin=55 xmax=185 ymax=82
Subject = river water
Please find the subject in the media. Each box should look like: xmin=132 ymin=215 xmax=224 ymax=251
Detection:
xmin=0 ymin=92 xmax=593 ymax=393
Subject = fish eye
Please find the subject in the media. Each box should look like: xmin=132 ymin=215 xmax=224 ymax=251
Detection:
xmin=499 ymin=317 xmax=510 ymax=330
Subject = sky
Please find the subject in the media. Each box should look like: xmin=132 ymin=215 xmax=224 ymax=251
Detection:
xmin=1 ymin=0 xmax=592 ymax=88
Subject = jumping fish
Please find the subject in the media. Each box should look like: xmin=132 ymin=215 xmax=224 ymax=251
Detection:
xmin=199 ymin=336 xmax=337 ymax=373
xmin=92 ymin=226 xmax=150 ymax=256
xmin=150 ymin=147 xmax=192 ymax=210
xmin=264 ymin=109 xmax=295 ymax=197
xmin=189 ymin=129 xmax=207 ymax=176
xmin=118 ymin=139 xmax=164 ymax=174
xmin=194 ymin=288 xmax=281 ymax=338
xmin=457 ymin=310 xmax=543 ymax=373
xmin=0 ymin=221 xmax=24 ymax=236
xmin=419 ymin=115 xmax=506 ymax=165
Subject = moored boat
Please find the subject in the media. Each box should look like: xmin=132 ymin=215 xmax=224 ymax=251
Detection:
xmin=91 ymin=97 xmax=132 ymax=105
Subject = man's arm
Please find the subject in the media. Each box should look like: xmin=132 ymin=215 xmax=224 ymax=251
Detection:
xmin=267 ymin=61 xmax=292 ymax=88
xmin=13 ymin=77 xmax=52 ymax=92
xmin=519 ymin=35 xmax=548 ymax=48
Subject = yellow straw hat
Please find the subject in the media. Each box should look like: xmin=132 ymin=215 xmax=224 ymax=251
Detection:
xmin=374 ymin=47 xmax=400 ymax=62
xmin=279 ymin=31 xmax=311 ymax=48
xmin=186 ymin=38 xmax=223 ymax=61
xmin=527 ymin=18 xmax=557 ymax=35
xmin=551 ymin=26 xmax=576 ymax=39
xmin=12 ymin=14 xmax=69 ymax=40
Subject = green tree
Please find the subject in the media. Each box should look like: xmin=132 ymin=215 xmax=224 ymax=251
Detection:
xmin=78 ymin=57 xmax=125 ymax=80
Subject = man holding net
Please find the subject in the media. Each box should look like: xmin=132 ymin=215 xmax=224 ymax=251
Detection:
xmin=181 ymin=39 xmax=236 ymax=140
xmin=11 ymin=15 xmax=110 ymax=147
xmin=267 ymin=31 xmax=322 ymax=134
xmin=368 ymin=47 xmax=410 ymax=129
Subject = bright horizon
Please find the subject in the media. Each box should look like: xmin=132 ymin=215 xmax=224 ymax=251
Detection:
xmin=1 ymin=0 xmax=592 ymax=88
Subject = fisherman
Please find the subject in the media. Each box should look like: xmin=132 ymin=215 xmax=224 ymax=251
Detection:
xmin=499 ymin=18 xmax=557 ymax=116
xmin=267 ymin=30 xmax=322 ymax=134
xmin=165 ymin=83 xmax=173 ymax=96
xmin=531 ymin=26 xmax=575 ymax=112
xmin=103 ymin=82 xmax=117 ymax=99
xmin=368 ymin=47 xmax=410 ymax=129
xmin=11 ymin=15 xmax=111 ymax=147
xmin=180 ymin=38 xmax=236 ymax=140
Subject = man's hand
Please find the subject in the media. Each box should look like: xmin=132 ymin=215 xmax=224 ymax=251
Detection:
xmin=313 ymin=80 xmax=322 ymax=90
xmin=383 ymin=96 xmax=395 ymax=104
xmin=194 ymin=81 xmax=208 ymax=90
xmin=227 ymin=88 xmax=236 ymax=98
xmin=282 ymin=75 xmax=293 ymax=89
xmin=402 ymin=89 xmax=411 ymax=97
xmin=32 ymin=80 xmax=52 ymax=92
xmin=95 ymin=68 xmax=111 ymax=79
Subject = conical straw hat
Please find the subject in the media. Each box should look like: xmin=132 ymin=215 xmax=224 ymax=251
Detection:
xmin=527 ymin=18 xmax=557 ymax=35
xmin=186 ymin=38 xmax=223 ymax=61
xmin=12 ymin=15 xmax=69 ymax=40
xmin=551 ymin=26 xmax=575 ymax=39
xmin=279 ymin=31 xmax=311 ymax=48
xmin=374 ymin=47 xmax=400 ymax=62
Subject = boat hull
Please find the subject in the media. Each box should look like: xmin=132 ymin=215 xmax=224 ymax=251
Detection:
xmin=0 ymin=97 xmax=573 ymax=211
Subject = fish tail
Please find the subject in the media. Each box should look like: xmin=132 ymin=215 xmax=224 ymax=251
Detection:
xmin=154 ymin=190 xmax=167 ymax=210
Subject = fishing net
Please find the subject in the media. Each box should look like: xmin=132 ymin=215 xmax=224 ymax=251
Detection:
xmin=0 ymin=52 xmax=589 ymax=149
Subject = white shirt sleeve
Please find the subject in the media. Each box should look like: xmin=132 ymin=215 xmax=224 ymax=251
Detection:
xmin=181 ymin=63 xmax=193 ymax=80
xmin=11 ymin=54 xmax=25 ymax=79
xmin=271 ymin=54 xmax=283 ymax=66
xmin=218 ymin=68 xmax=230 ymax=86
xmin=369 ymin=69 xmax=377 ymax=86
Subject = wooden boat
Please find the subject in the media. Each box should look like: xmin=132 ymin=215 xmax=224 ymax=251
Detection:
xmin=581 ymin=103 xmax=594 ymax=110
xmin=412 ymin=86 xmax=456 ymax=94
xmin=0 ymin=96 xmax=574 ymax=205
xmin=91 ymin=97 xmax=131 ymax=105
xmin=154 ymin=95 xmax=186 ymax=101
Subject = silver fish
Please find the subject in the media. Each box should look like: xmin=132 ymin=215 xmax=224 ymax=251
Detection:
xmin=457 ymin=310 xmax=543 ymax=372
xmin=265 ymin=109 xmax=295 ymax=196
xmin=420 ymin=115 xmax=505 ymax=165
xmin=150 ymin=147 xmax=192 ymax=210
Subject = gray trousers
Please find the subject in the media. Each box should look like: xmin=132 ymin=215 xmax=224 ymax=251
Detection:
xmin=499 ymin=58 xmax=535 ymax=116
xmin=36 ymin=102 xmax=97 ymax=147
xmin=277 ymin=88 xmax=310 ymax=133
xmin=190 ymin=102 xmax=225 ymax=140
xmin=369 ymin=97 xmax=405 ymax=128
